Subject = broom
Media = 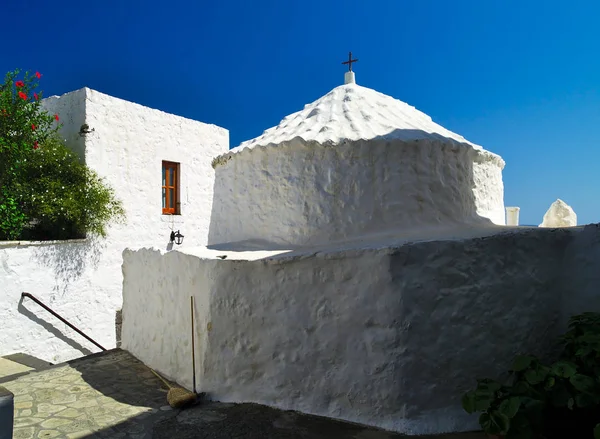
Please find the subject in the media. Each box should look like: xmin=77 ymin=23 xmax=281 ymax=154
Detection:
xmin=147 ymin=296 xmax=198 ymax=409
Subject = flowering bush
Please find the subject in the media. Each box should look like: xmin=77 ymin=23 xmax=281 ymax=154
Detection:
xmin=0 ymin=69 xmax=124 ymax=240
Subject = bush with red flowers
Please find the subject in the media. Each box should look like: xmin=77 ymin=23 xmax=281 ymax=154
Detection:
xmin=0 ymin=69 xmax=124 ymax=240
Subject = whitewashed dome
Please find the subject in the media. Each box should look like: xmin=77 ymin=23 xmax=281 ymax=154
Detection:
xmin=234 ymin=83 xmax=489 ymax=151
xmin=208 ymin=77 xmax=506 ymax=248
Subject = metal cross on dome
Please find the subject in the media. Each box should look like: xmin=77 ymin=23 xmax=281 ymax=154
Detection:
xmin=342 ymin=52 xmax=358 ymax=72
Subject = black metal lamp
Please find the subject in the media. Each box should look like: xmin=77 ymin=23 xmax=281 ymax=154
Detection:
xmin=170 ymin=230 xmax=184 ymax=245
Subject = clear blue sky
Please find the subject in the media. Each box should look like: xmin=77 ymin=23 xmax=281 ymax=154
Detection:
xmin=3 ymin=0 xmax=599 ymax=225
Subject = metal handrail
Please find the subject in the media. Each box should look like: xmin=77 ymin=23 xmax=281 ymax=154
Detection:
xmin=21 ymin=292 xmax=107 ymax=352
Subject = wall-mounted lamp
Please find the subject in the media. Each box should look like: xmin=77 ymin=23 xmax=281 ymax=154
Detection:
xmin=170 ymin=230 xmax=184 ymax=245
xmin=78 ymin=123 xmax=95 ymax=136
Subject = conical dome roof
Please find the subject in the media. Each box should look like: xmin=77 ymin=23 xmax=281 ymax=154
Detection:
xmin=234 ymin=83 xmax=486 ymax=152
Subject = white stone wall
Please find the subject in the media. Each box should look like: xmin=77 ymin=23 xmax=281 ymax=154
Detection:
xmin=0 ymin=88 xmax=228 ymax=364
xmin=472 ymin=156 xmax=506 ymax=225
xmin=121 ymin=226 xmax=585 ymax=435
xmin=208 ymin=139 xmax=505 ymax=247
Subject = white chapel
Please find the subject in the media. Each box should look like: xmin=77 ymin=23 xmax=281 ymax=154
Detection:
xmin=208 ymin=63 xmax=506 ymax=248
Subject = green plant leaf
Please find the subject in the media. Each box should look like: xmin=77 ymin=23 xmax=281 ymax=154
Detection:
xmin=461 ymin=392 xmax=476 ymax=414
xmin=498 ymin=396 xmax=521 ymax=419
xmin=524 ymin=366 xmax=548 ymax=385
xmin=568 ymin=397 xmax=575 ymax=410
xmin=480 ymin=411 xmax=510 ymax=436
xmin=575 ymin=392 xmax=596 ymax=408
xmin=594 ymin=423 xmax=600 ymax=439
xmin=512 ymin=355 xmax=536 ymax=372
xmin=462 ymin=386 xmax=496 ymax=413
xmin=570 ymin=374 xmax=597 ymax=393
xmin=476 ymin=378 xmax=502 ymax=393
xmin=550 ymin=361 xmax=577 ymax=378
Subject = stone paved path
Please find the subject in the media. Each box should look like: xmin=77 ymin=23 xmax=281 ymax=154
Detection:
xmin=3 ymin=349 xmax=178 ymax=438
xmin=1 ymin=349 xmax=485 ymax=438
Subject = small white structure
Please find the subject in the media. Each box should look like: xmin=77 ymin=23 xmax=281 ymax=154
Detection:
xmin=540 ymin=199 xmax=577 ymax=227
xmin=0 ymin=88 xmax=228 ymax=363
xmin=506 ymin=206 xmax=520 ymax=226
xmin=209 ymin=75 xmax=506 ymax=247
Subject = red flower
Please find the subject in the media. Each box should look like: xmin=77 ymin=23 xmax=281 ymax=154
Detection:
xmin=33 ymin=141 xmax=39 ymax=150
xmin=54 ymin=114 xmax=59 ymax=121
xmin=18 ymin=91 xmax=28 ymax=100
xmin=31 ymin=123 xmax=36 ymax=131
xmin=34 ymin=92 xmax=38 ymax=100
xmin=35 ymin=72 xmax=41 ymax=79
xmin=15 ymin=80 xmax=24 ymax=88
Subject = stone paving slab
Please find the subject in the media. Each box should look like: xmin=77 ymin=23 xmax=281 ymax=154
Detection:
xmin=0 ymin=357 xmax=33 ymax=380
xmin=2 ymin=349 xmax=178 ymax=439
xmin=0 ymin=349 xmax=485 ymax=438
xmin=0 ymin=353 xmax=54 ymax=384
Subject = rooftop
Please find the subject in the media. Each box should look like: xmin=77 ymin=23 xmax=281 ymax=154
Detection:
xmin=234 ymin=79 xmax=486 ymax=151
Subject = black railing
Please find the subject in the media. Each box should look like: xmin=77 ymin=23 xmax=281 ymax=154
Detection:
xmin=21 ymin=292 xmax=107 ymax=352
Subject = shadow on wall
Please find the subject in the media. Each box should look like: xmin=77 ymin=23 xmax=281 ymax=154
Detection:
xmin=32 ymin=238 xmax=104 ymax=295
xmin=558 ymin=224 xmax=600 ymax=328
xmin=17 ymin=295 xmax=93 ymax=357
xmin=206 ymin=129 xmax=498 ymax=248
xmin=386 ymin=228 xmax=573 ymax=420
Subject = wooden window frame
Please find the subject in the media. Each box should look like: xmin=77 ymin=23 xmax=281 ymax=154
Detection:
xmin=162 ymin=161 xmax=180 ymax=215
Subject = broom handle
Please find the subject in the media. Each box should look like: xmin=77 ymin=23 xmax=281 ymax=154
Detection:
xmin=148 ymin=367 xmax=173 ymax=390
xmin=191 ymin=295 xmax=196 ymax=394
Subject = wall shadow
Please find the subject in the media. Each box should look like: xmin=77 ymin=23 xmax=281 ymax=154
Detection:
xmin=70 ymin=350 xmax=169 ymax=406
xmin=32 ymin=237 xmax=104 ymax=294
xmin=206 ymin=129 xmax=502 ymax=249
xmin=386 ymin=227 xmax=574 ymax=420
xmin=76 ymin=400 xmax=418 ymax=438
xmin=17 ymin=296 xmax=94 ymax=356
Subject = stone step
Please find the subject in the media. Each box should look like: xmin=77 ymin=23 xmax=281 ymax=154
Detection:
xmin=0 ymin=352 xmax=53 ymax=383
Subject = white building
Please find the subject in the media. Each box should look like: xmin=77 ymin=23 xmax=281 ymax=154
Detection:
xmin=0 ymin=88 xmax=228 ymax=364
xmin=121 ymin=72 xmax=518 ymax=436
xmin=208 ymin=72 xmax=505 ymax=248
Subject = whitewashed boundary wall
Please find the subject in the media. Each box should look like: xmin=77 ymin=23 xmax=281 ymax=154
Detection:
xmin=121 ymin=225 xmax=600 ymax=435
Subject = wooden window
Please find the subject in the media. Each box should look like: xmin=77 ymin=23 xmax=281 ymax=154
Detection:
xmin=162 ymin=161 xmax=180 ymax=214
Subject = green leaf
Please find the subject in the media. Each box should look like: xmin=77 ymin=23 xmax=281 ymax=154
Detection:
xmin=498 ymin=397 xmax=521 ymax=419
xmin=550 ymin=361 xmax=577 ymax=378
xmin=512 ymin=355 xmax=536 ymax=372
xmin=476 ymin=378 xmax=502 ymax=393
xmin=570 ymin=374 xmax=597 ymax=393
xmin=461 ymin=392 xmax=476 ymax=414
xmin=473 ymin=393 xmax=494 ymax=412
xmin=524 ymin=366 xmax=548 ymax=385
xmin=480 ymin=411 xmax=510 ymax=436
xmin=594 ymin=423 xmax=600 ymax=439
xmin=568 ymin=397 xmax=575 ymax=410
xmin=575 ymin=392 xmax=597 ymax=408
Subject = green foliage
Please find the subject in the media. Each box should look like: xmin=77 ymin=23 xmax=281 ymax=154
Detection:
xmin=0 ymin=189 xmax=26 ymax=240
xmin=0 ymin=69 xmax=124 ymax=240
xmin=14 ymin=136 xmax=125 ymax=240
xmin=595 ymin=423 xmax=600 ymax=439
xmin=462 ymin=312 xmax=600 ymax=438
